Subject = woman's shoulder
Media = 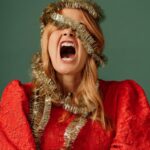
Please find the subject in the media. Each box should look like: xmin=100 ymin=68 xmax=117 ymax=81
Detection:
xmin=100 ymin=78 xmax=149 ymax=106
xmin=99 ymin=79 xmax=147 ymax=98
xmin=100 ymin=79 xmax=149 ymax=123
xmin=1 ymin=80 xmax=32 ymax=98
xmin=0 ymin=80 xmax=33 ymax=111
xmin=100 ymin=78 xmax=143 ymax=88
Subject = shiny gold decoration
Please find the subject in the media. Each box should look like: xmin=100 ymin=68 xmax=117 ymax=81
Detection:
xmin=34 ymin=96 xmax=52 ymax=148
xmin=50 ymin=13 xmax=96 ymax=50
xmin=63 ymin=116 xmax=87 ymax=149
xmin=60 ymin=92 xmax=95 ymax=117
xmin=61 ymin=0 xmax=102 ymax=20
xmin=40 ymin=0 xmax=106 ymax=66
xmin=41 ymin=0 xmax=103 ymax=26
xmin=30 ymin=52 xmax=60 ymax=148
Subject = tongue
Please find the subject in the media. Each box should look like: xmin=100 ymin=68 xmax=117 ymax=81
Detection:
xmin=62 ymin=53 xmax=74 ymax=58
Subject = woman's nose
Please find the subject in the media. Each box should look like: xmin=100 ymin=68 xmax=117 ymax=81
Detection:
xmin=62 ymin=28 xmax=75 ymax=37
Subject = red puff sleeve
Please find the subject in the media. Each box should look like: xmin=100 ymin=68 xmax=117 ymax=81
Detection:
xmin=110 ymin=80 xmax=150 ymax=149
xmin=0 ymin=80 xmax=36 ymax=150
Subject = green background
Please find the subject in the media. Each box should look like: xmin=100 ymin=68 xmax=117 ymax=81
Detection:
xmin=0 ymin=0 xmax=150 ymax=101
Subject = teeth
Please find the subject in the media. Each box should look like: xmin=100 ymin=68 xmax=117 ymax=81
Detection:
xmin=61 ymin=42 xmax=75 ymax=47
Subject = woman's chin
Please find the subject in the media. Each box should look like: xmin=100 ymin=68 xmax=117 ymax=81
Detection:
xmin=54 ymin=66 xmax=79 ymax=76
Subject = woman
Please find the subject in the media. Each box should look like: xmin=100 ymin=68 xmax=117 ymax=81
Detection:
xmin=0 ymin=0 xmax=150 ymax=149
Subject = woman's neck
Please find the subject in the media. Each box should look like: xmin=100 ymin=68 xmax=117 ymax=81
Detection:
xmin=56 ymin=73 xmax=82 ymax=94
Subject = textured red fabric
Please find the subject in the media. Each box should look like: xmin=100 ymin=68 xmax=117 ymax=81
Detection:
xmin=0 ymin=79 xmax=150 ymax=150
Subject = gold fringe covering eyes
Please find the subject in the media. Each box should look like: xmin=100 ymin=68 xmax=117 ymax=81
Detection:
xmin=40 ymin=0 xmax=106 ymax=67
xmin=50 ymin=13 xmax=102 ymax=66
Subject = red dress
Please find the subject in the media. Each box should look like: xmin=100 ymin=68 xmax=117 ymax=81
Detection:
xmin=0 ymin=79 xmax=150 ymax=150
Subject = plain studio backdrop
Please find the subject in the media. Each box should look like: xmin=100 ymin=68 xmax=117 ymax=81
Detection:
xmin=0 ymin=0 xmax=150 ymax=101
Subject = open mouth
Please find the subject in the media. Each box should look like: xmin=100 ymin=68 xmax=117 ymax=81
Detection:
xmin=60 ymin=42 xmax=76 ymax=60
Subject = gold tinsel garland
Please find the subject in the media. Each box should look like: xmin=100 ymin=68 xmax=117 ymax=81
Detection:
xmin=63 ymin=116 xmax=87 ymax=149
xmin=30 ymin=52 xmax=60 ymax=148
xmin=50 ymin=13 xmax=103 ymax=66
xmin=40 ymin=0 xmax=107 ymax=67
xmin=41 ymin=0 xmax=104 ymax=26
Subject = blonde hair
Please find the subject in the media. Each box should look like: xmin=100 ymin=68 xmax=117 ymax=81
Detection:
xmin=40 ymin=9 xmax=110 ymax=129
